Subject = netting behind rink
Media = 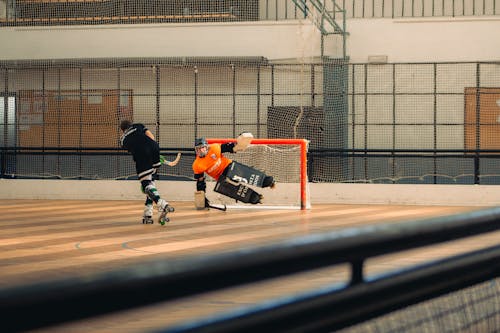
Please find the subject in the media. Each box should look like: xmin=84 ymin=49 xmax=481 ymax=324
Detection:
xmin=339 ymin=278 xmax=500 ymax=333
xmin=1 ymin=0 xmax=499 ymax=26
xmin=225 ymin=144 xmax=302 ymax=183
xmin=2 ymin=60 xmax=500 ymax=184
xmin=0 ymin=0 xmax=262 ymax=25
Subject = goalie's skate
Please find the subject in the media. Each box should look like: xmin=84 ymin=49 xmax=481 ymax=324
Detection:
xmin=158 ymin=199 xmax=175 ymax=225
xmin=257 ymin=194 xmax=264 ymax=204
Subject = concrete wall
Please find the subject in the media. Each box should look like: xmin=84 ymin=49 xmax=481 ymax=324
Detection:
xmin=0 ymin=21 xmax=322 ymax=61
xmin=1 ymin=17 xmax=500 ymax=62
xmin=1 ymin=179 xmax=499 ymax=206
xmin=347 ymin=17 xmax=500 ymax=63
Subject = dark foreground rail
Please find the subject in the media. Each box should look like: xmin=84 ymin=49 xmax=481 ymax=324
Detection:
xmin=2 ymin=207 xmax=500 ymax=332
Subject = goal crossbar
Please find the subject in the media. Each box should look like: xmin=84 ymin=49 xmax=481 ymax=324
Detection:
xmin=207 ymin=138 xmax=310 ymax=210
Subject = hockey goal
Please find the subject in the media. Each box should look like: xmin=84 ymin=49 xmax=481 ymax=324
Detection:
xmin=206 ymin=138 xmax=310 ymax=210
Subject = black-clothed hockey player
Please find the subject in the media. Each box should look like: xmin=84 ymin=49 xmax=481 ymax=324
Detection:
xmin=120 ymin=120 xmax=174 ymax=224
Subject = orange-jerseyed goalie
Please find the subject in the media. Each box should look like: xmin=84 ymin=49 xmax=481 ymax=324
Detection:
xmin=192 ymin=134 xmax=275 ymax=209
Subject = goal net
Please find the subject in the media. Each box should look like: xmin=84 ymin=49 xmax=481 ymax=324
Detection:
xmin=205 ymin=138 xmax=310 ymax=210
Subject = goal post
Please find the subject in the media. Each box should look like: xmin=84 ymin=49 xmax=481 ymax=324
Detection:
xmin=207 ymin=138 xmax=311 ymax=210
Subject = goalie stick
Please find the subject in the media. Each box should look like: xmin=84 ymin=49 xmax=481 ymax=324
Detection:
xmin=205 ymin=198 xmax=227 ymax=211
xmin=207 ymin=203 xmax=227 ymax=211
xmin=160 ymin=152 xmax=181 ymax=167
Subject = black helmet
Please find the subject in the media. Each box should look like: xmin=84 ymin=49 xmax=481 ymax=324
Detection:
xmin=194 ymin=137 xmax=209 ymax=157
xmin=194 ymin=137 xmax=207 ymax=147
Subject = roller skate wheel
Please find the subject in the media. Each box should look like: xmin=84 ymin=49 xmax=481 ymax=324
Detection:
xmin=159 ymin=217 xmax=170 ymax=225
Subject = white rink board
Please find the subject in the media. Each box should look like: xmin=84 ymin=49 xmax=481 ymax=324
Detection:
xmin=0 ymin=179 xmax=499 ymax=206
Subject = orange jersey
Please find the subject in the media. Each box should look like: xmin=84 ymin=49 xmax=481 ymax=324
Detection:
xmin=192 ymin=144 xmax=232 ymax=180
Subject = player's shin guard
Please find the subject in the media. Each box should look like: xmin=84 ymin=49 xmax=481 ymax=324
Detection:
xmin=214 ymin=178 xmax=262 ymax=204
xmin=141 ymin=180 xmax=160 ymax=203
xmin=145 ymin=197 xmax=153 ymax=206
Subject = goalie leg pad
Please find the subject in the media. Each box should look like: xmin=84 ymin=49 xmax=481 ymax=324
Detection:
xmin=226 ymin=161 xmax=268 ymax=188
xmin=262 ymin=176 xmax=275 ymax=188
xmin=214 ymin=178 xmax=262 ymax=204
xmin=194 ymin=190 xmax=207 ymax=210
xmin=249 ymin=192 xmax=262 ymax=204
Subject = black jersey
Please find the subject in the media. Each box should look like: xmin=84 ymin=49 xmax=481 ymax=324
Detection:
xmin=121 ymin=123 xmax=147 ymax=153
xmin=120 ymin=123 xmax=159 ymax=158
xmin=121 ymin=123 xmax=161 ymax=177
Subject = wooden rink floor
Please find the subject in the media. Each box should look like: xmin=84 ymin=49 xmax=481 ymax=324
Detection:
xmin=1 ymin=199 xmax=498 ymax=333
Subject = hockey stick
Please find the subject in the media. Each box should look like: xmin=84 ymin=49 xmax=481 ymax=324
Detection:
xmin=160 ymin=153 xmax=181 ymax=167
xmin=207 ymin=203 xmax=227 ymax=211
xmin=205 ymin=198 xmax=227 ymax=211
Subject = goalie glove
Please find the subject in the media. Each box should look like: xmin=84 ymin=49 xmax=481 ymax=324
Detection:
xmin=194 ymin=190 xmax=207 ymax=210
xmin=233 ymin=132 xmax=253 ymax=152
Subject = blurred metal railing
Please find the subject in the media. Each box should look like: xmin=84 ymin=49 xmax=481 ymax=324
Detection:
xmin=2 ymin=206 xmax=500 ymax=332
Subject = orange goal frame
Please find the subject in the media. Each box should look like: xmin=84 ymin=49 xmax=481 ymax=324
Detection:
xmin=207 ymin=138 xmax=310 ymax=210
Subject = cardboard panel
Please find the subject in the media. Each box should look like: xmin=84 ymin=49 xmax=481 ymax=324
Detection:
xmin=464 ymin=87 xmax=500 ymax=150
xmin=17 ymin=89 xmax=132 ymax=148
